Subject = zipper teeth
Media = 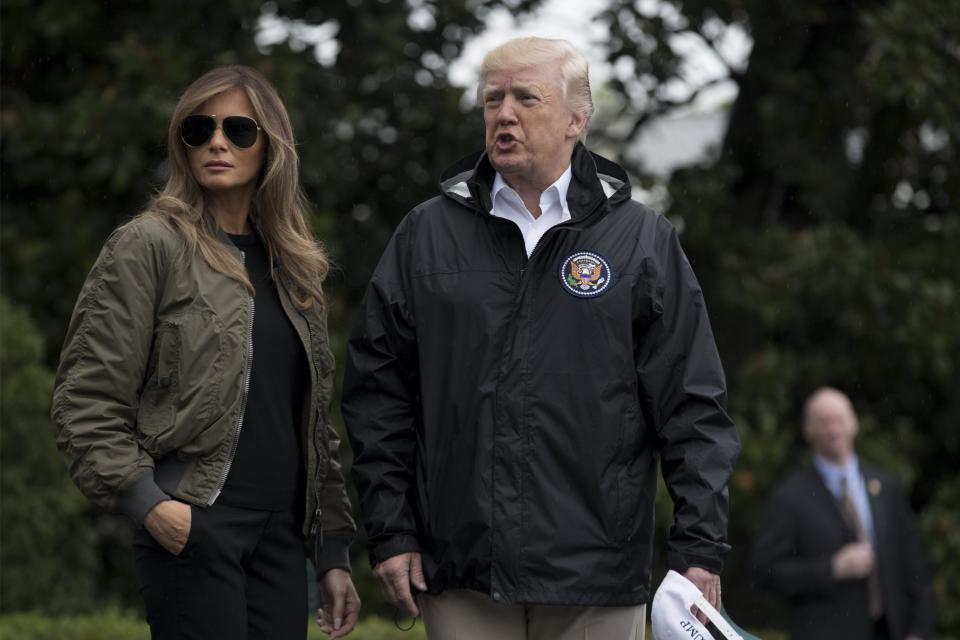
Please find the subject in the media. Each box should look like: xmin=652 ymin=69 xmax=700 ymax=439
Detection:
xmin=300 ymin=307 xmax=323 ymax=535
xmin=498 ymin=212 xmax=569 ymax=273
xmin=209 ymin=250 xmax=255 ymax=505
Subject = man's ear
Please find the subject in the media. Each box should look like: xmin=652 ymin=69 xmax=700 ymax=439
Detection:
xmin=566 ymin=110 xmax=587 ymax=140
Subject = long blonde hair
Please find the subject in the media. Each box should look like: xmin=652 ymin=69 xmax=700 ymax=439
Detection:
xmin=148 ymin=65 xmax=327 ymax=309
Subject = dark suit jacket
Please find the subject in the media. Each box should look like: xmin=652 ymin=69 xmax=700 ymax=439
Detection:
xmin=751 ymin=463 xmax=933 ymax=640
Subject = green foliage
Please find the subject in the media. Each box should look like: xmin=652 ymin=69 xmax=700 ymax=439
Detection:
xmin=919 ymin=480 xmax=960 ymax=639
xmin=1 ymin=0 xmax=534 ymax=614
xmin=0 ymin=610 xmax=428 ymax=640
xmin=0 ymin=297 xmax=100 ymax=612
xmin=860 ymin=0 xmax=960 ymax=129
xmin=0 ymin=610 xmax=782 ymax=640
xmin=600 ymin=0 xmax=960 ymax=634
xmin=0 ymin=0 xmax=502 ymax=363
xmin=0 ymin=610 xmax=148 ymax=640
xmin=3 ymin=0 xmax=957 ymax=634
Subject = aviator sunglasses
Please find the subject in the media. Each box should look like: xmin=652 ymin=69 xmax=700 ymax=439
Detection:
xmin=180 ymin=114 xmax=262 ymax=149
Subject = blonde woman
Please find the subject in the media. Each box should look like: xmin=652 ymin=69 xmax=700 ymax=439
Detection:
xmin=52 ymin=66 xmax=359 ymax=639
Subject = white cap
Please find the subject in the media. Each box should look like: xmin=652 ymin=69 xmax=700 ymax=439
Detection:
xmin=651 ymin=570 xmax=744 ymax=640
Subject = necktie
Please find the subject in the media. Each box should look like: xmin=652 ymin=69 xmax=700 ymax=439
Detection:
xmin=839 ymin=475 xmax=883 ymax=619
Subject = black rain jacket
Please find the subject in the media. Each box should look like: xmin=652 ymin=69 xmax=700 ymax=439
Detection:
xmin=342 ymin=144 xmax=740 ymax=606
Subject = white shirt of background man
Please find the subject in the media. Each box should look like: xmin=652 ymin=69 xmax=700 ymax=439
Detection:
xmin=490 ymin=165 xmax=572 ymax=257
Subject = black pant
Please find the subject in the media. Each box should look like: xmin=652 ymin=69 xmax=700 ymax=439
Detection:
xmin=133 ymin=502 xmax=307 ymax=640
xmin=873 ymin=616 xmax=890 ymax=640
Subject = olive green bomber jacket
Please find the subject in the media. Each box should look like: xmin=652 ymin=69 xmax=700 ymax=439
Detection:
xmin=51 ymin=214 xmax=355 ymax=571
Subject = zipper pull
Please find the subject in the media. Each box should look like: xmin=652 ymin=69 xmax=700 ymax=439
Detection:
xmin=311 ymin=506 xmax=324 ymax=568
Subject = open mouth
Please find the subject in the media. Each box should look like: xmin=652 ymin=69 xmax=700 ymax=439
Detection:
xmin=495 ymin=133 xmax=517 ymax=150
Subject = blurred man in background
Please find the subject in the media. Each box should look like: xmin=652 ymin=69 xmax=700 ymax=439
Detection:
xmin=752 ymin=387 xmax=933 ymax=640
xmin=342 ymin=36 xmax=740 ymax=640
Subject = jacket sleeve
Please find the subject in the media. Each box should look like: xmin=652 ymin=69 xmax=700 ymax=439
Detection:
xmin=314 ymin=310 xmax=358 ymax=576
xmin=341 ymin=219 xmax=421 ymax=567
xmin=51 ymin=219 xmax=171 ymax=525
xmin=891 ymin=480 xmax=935 ymax=638
xmin=750 ymin=480 xmax=838 ymax=598
xmin=313 ymin=422 xmax=356 ymax=574
xmin=635 ymin=217 xmax=740 ymax=574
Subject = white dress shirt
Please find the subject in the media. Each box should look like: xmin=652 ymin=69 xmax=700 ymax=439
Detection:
xmin=813 ymin=454 xmax=877 ymax=543
xmin=490 ymin=166 xmax=572 ymax=257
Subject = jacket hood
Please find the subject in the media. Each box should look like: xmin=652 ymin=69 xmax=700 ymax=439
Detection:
xmin=438 ymin=142 xmax=632 ymax=219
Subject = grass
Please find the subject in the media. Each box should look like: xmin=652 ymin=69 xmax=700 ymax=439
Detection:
xmin=0 ymin=609 xmax=785 ymax=639
xmin=0 ymin=610 xmax=427 ymax=640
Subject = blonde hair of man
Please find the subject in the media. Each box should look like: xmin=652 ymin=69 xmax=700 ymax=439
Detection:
xmin=478 ymin=36 xmax=594 ymax=143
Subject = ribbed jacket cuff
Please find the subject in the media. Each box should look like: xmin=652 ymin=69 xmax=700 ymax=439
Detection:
xmin=666 ymin=549 xmax=724 ymax=575
xmin=369 ymin=534 xmax=420 ymax=567
xmin=315 ymin=532 xmax=353 ymax=575
xmin=118 ymin=472 xmax=170 ymax=525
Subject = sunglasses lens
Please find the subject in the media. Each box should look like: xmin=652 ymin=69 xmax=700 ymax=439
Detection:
xmin=223 ymin=116 xmax=259 ymax=148
xmin=180 ymin=115 xmax=216 ymax=146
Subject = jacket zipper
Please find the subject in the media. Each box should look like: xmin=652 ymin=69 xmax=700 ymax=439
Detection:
xmin=209 ymin=250 xmax=255 ymax=505
xmin=300 ymin=308 xmax=324 ymax=546
xmin=511 ymin=220 xmax=567 ymax=280
xmin=490 ymin=201 xmax=594 ymax=277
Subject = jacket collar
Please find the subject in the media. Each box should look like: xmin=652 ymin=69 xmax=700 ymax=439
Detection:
xmin=205 ymin=213 xmax=306 ymax=307
xmin=204 ymin=213 xmax=269 ymax=254
xmin=439 ymin=142 xmax=632 ymax=220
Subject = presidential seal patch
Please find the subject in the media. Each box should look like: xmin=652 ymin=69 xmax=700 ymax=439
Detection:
xmin=560 ymin=251 xmax=613 ymax=298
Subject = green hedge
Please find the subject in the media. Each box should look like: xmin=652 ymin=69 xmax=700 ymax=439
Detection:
xmin=0 ymin=610 xmax=788 ymax=640
xmin=0 ymin=610 xmax=148 ymax=640
xmin=0 ymin=297 xmax=100 ymax=613
xmin=0 ymin=610 xmax=427 ymax=640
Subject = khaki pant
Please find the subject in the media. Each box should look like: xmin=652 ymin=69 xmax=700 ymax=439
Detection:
xmin=419 ymin=589 xmax=646 ymax=640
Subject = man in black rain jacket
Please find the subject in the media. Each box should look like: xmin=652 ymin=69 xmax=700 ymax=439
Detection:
xmin=342 ymin=36 xmax=741 ymax=640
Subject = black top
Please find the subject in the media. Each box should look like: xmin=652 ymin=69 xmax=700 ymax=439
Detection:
xmin=219 ymin=232 xmax=308 ymax=512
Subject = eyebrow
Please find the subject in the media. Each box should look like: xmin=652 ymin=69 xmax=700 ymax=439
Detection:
xmin=482 ymin=82 xmax=545 ymax=98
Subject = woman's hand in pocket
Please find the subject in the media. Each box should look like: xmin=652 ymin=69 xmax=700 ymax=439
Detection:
xmin=143 ymin=500 xmax=192 ymax=555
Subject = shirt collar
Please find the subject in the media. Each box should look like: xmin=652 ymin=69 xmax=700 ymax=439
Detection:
xmin=813 ymin=454 xmax=860 ymax=496
xmin=491 ymin=165 xmax=573 ymax=220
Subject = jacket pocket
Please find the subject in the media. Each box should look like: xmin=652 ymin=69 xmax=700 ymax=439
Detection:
xmin=136 ymin=309 xmax=227 ymax=454
xmin=613 ymin=402 xmax=642 ymax=543
xmin=180 ymin=504 xmax=204 ymax=556
xmin=137 ymin=321 xmax=180 ymax=443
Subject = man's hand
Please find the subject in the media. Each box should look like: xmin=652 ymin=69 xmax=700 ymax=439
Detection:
xmin=373 ymin=552 xmax=427 ymax=618
xmin=683 ymin=567 xmax=721 ymax=626
xmin=143 ymin=500 xmax=191 ymax=555
xmin=317 ymin=569 xmax=361 ymax=638
xmin=831 ymin=541 xmax=875 ymax=580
